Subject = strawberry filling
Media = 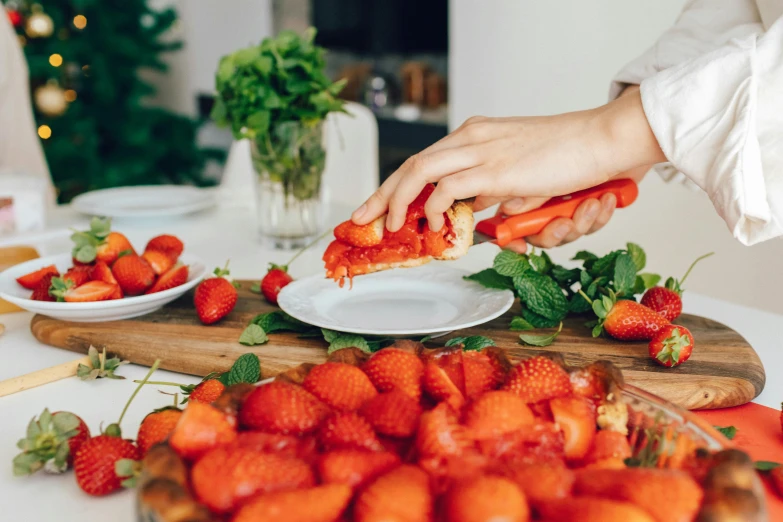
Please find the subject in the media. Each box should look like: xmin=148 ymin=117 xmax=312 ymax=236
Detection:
xmin=323 ymin=185 xmax=455 ymax=286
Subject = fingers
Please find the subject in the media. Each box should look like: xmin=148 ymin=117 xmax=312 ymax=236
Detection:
xmin=423 ymin=168 xmax=491 ymax=231
xmin=352 ymin=171 xmax=402 ymax=225
xmin=562 ymin=199 xmax=601 ymax=243
xmin=588 ymin=193 xmax=616 ymax=234
xmin=503 ymin=239 xmax=528 ymax=254
xmin=499 ymin=197 xmax=549 ymax=216
xmin=525 ymin=217 xmax=574 ymax=248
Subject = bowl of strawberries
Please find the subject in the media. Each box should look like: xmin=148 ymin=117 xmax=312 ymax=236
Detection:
xmin=0 ymin=218 xmax=205 ymax=322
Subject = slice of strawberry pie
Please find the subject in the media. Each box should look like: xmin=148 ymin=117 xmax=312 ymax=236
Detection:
xmin=324 ymin=184 xmax=474 ymax=285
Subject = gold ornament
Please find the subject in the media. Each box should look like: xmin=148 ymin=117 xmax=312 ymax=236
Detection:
xmin=34 ymin=82 xmax=67 ymax=117
xmin=26 ymin=11 xmax=54 ymax=38
xmin=37 ymin=125 xmax=52 ymax=139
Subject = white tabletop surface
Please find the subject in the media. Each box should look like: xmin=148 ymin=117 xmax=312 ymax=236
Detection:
xmin=0 ymin=201 xmax=780 ymax=521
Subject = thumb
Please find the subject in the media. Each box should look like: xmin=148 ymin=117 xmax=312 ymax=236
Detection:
xmin=499 ymin=197 xmax=550 ymax=215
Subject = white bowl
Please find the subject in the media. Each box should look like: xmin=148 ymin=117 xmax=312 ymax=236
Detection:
xmin=0 ymin=252 xmax=206 ymax=322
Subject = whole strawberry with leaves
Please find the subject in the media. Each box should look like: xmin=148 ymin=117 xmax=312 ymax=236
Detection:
xmin=253 ymin=231 xmax=330 ymax=304
xmin=582 ymin=289 xmax=669 ymax=341
xmin=641 ymin=253 xmax=713 ymax=322
xmin=70 ymin=217 xmax=135 ymax=266
xmin=649 ymin=325 xmax=694 ymax=367
xmin=194 ymin=262 xmax=239 ymax=324
xmin=13 ymin=409 xmax=90 ymax=475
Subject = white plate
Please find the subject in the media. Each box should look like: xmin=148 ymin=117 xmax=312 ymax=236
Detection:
xmin=71 ymin=186 xmax=216 ymax=218
xmin=0 ymin=252 xmax=206 ymax=322
xmin=278 ymin=263 xmax=515 ymax=336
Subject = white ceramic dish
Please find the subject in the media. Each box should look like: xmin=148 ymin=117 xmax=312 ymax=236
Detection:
xmin=277 ymin=263 xmax=515 ymax=336
xmin=0 ymin=252 xmax=206 ymax=322
xmin=71 ymin=185 xmax=216 ymax=218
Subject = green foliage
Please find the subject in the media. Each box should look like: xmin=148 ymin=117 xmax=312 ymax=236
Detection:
xmin=444 ymin=336 xmax=496 ymax=351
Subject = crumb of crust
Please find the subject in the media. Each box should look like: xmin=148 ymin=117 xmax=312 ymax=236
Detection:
xmin=597 ymin=401 xmax=629 ymax=435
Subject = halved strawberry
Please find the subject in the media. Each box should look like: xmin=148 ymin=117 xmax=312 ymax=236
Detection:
xmin=317 ymin=412 xmax=383 ymax=452
xmin=334 ymin=217 xmax=385 ymax=247
xmin=354 ymin=465 xmax=433 ymax=522
xmin=141 ymin=249 xmax=174 ymax=276
xmin=463 ymin=390 xmax=535 ymax=440
xmin=503 ymin=460 xmax=575 ymax=505
xmin=90 ymin=261 xmax=118 ymax=285
xmin=144 ymin=234 xmax=184 ymax=261
xmin=550 ymin=396 xmax=597 ymax=461
xmin=416 ymin=402 xmax=471 ymax=459
xmin=30 ymin=273 xmax=57 ymax=301
xmin=317 ymin=449 xmax=400 ymax=490
xmin=303 ymin=362 xmax=378 ymax=411
xmin=168 ymin=401 xmax=237 ymax=460
xmin=62 ymin=266 xmax=92 ymax=287
xmin=362 ymin=348 xmax=424 ymax=401
xmin=422 ymin=361 xmax=465 ymax=411
xmin=146 ymin=264 xmax=188 ymax=294
xmin=583 ymin=430 xmax=631 ymax=465
xmin=502 ymin=356 xmax=573 ymax=403
xmin=112 ymin=254 xmax=155 ymax=295
xmin=231 ymin=432 xmax=309 ymax=459
xmin=50 ymin=280 xmax=117 ymax=303
xmin=463 ymin=350 xmax=505 ymax=399
xmin=239 ymin=382 xmax=330 ymax=435
xmin=359 ymin=388 xmax=422 ymax=438
xmin=16 ymin=264 xmax=58 ymax=290
xmin=476 ymin=420 xmax=565 ymax=463
xmin=538 ymin=496 xmax=657 ymax=522
xmin=232 ymin=484 xmax=352 ymax=522
xmin=443 ymin=475 xmax=529 ymax=522
xmin=96 ymin=232 xmax=135 ymax=265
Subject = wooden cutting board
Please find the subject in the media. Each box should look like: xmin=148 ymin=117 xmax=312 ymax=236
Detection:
xmin=30 ymin=281 xmax=765 ymax=410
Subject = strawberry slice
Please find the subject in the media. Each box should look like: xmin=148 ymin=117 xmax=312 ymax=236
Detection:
xmin=141 ymin=249 xmax=174 ymax=275
xmin=90 ymin=261 xmax=118 ymax=285
xmin=317 ymin=449 xmax=400 ymax=490
xmin=146 ymin=264 xmax=188 ymax=294
xmin=463 ymin=390 xmax=535 ymax=440
xmin=16 ymin=264 xmax=59 ymax=290
xmin=362 ymin=348 xmax=424 ymax=401
xmin=302 ymin=362 xmax=378 ymax=412
xmin=583 ymin=430 xmax=631 ymax=465
xmin=550 ymin=396 xmax=597 ymax=461
xmin=415 ymin=402 xmax=471 ymax=459
xmin=317 ymin=412 xmax=383 ymax=452
xmin=538 ymin=496 xmax=657 ymax=522
xmin=359 ymin=388 xmax=422 ymax=438
xmin=62 ymin=266 xmax=92 ymax=287
xmin=443 ymin=475 xmax=529 ymax=522
xmin=232 ymin=484 xmax=352 ymax=522
xmin=50 ymin=280 xmax=118 ymax=303
xmin=30 ymin=273 xmax=58 ymax=301
xmin=422 ymin=362 xmax=465 ymax=411
xmin=144 ymin=234 xmax=184 ymax=261
xmin=463 ymin=350 xmax=505 ymax=399
xmin=502 ymin=355 xmax=573 ymax=403
xmin=503 ymin=460 xmax=575 ymax=505
xmin=333 ymin=217 xmax=385 ymax=247
xmin=476 ymin=420 xmax=565 ymax=462
xmin=354 ymin=465 xmax=433 ymax=522
xmin=169 ymin=401 xmax=237 ymax=460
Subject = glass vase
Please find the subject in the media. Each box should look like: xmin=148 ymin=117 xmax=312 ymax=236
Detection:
xmin=251 ymin=121 xmax=326 ymax=249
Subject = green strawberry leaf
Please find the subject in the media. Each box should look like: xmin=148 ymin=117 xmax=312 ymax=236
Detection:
xmin=509 ymin=316 xmax=535 ymax=331
xmin=755 ymin=461 xmax=781 ymax=471
xmin=627 ymin=242 xmax=646 ymax=271
xmin=90 ymin=217 xmax=112 ymax=239
xmin=445 ymin=335 xmax=496 ymax=351
xmin=321 ymin=329 xmax=372 ymax=354
xmin=613 ymin=253 xmax=637 ymax=295
xmin=493 ymin=251 xmax=530 ymax=277
xmin=249 ymin=282 xmax=262 ymax=294
xmin=222 ymin=353 xmax=262 ymax=386
xmin=519 ymin=322 xmax=562 ymax=347
xmin=76 ymin=346 xmax=128 ymax=380
xmin=714 ymin=425 xmax=737 ymax=440
xmin=513 ymin=271 xmax=568 ymax=322
xmin=463 ymin=269 xmax=514 ymax=291
xmin=239 ymin=324 xmax=269 ymax=346
xmin=639 ymin=273 xmax=662 ymax=289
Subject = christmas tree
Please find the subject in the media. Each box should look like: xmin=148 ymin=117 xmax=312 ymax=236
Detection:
xmin=3 ymin=0 xmax=220 ymax=202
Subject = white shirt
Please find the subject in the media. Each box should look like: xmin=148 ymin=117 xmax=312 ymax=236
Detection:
xmin=611 ymin=0 xmax=783 ymax=246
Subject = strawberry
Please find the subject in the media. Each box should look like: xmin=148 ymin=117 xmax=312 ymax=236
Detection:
xmin=443 ymin=475 xmax=529 ymax=522
xmin=550 ymin=396 xmax=596 ymax=461
xmin=780 ymin=402 xmax=782 ymax=436
xmin=90 ymin=260 xmax=119 ymax=285
xmin=574 ymin=468 xmax=703 ymax=522
xmin=13 ymin=409 xmax=89 ymax=475
xmin=232 ymin=483 xmax=352 ymax=522
xmin=648 ymin=325 xmax=694 ymax=367
xmin=169 ymin=401 xmax=237 ymax=460
xmin=303 ymin=362 xmax=378 ymax=411
xmin=503 ymin=460 xmax=575 ymax=505
xmin=260 ymin=265 xmax=294 ymax=305
xmin=71 ymin=218 xmax=135 ymax=265
xmin=194 ymin=263 xmax=238 ymax=324
xmin=239 ymin=381 xmax=330 ymax=435
xmin=16 ymin=264 xmax=58 ymax=290
xmin=360 ymin=389 xmax=423 ymax=438
xmin=583 ymin=430 xmax=631 ymax=465
xmin=73 ymin=435 xmax=141 ymax=496
xmin=537 ymin=497 xmax=657 ymax=522
xmin=317 ymin=412 xmax=383 ymax=452
xmin=502 ymin=355 xmax=573 ymax=403
xmin=191 ymin=446 xmax=315 ymax=514
xmin=477 ymin=421 xmax=565 ymax=463
xmin=334 ymin=218 xmax=385 ymax=247
xmin=111 ymin=254 xmax=155 ymax=295
xmin=188 ymin=378 xmax=226 ymax=404
xmin=62 ymin=266 xmax=92 ymax=287
xmin=136 ymin=407 xmax=182 ymax=456
xmin=30 ymin=273 xmax=57 ymax=301
xmin=640 ymin=252 xmax=713 ymax=322
xmin=230 ymin=432 xmax=318 ymax=462
xmin=141 ymin=249 xmax=174 ymax=275
xmin=416 ymin=402 xmax=471 ymax=458
xmin=50 ymin=279 xmax=118 ymax=303
xmin=144 ymin=234 xmax=184 ymax=261
xmin=463 ymin=390 xmax=535 ymax=440
xmin=589 ymin=291 xmax=669 ymax=341
xmin=422 ymin=361 xmax=465 ymax=411
xmin=463 ymin=350 xmax=505 ymax=398
xmin=317 ymin=449 xmax=400 ymax=489
xmin=362 ymin=348 xmax=425 ymax=401
xmin=146 ymin=264 xmax=188 ymax=294
xmin=96 ymin=232 xmax=135 ymax=265
xmin=354 ymin=465 xmax=433 ymax=522
xmin=769 ymin=466 xmax=783 ymax=499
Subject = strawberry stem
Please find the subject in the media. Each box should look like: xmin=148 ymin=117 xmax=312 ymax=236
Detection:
xmin=213 ymin=260 xmax=231 ymax=278
xmin=108 ymin=359 xmax=160 ymax=437
xmin=577 ymin=289 xmax=593 ymax=305
xmin=679 ymin=252 xmax=714 ymax=287
xmin=284 ymin=229 xmax=333 ymax=269
xmin=134 ymin=380 xmax=181 ymax=387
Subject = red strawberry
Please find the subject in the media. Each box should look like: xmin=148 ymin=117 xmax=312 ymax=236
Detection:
xmin=239 ymin=381 xmax=330 ymax=435
xmin=187 ymin=378 xmax=225 ymax=404
xmin=73 ymin=434 xmax=141 ymax=496
xmin=583 ymin=430 xmax=631 ymax=465
xmin=30 ymin=273 xmax=57 ymax=301
xmin=502 ymin=355 xmax=573 ymax=403
xmin=422 ymin=361 xmax=465 ymax=411
xmin=360 ymin=389 xmax=423 ymax=438
xmin=780 ymin=403 xmax=782 ymax=436
xmin=231 ymin=431 xmax=314 ymax=460
xmin=503 ymin=460 xmax=575 ymax=505
xmin=443 ymin=475 xmax=529 ymax=522
xmin=16 ymin=264 xmax=58 ymax=290
xmin=592 ymin=293 xmax=670 ymax=341
xmin=70 ymin=218 xmax=134 ymax=265
xmin=90 ymin=260 xmax=119 ymax=285
xmin=317 ymin=412 xmax=383 ymax=452
xmin=50 ymin=279 xmax=118 ymax=303
xmin=648 ymin=325 xmax=694 ymax=367
xmin=136 ymin=407 xmax=182 ymax=456
xmin=416 ymin=402 xmax=471 ymax=459
xmin=334 ymin=218 xmax=385 ymax=247
xmin=550 ymin=396 xmax=597 ymax=461
xmin=146 ymin=264 xmax=188 ymax=294
xmin=317 ymin=449 xmax=400 ymax=489
xmin=191 ymin=446 xmax=315 ymax=514
xmin=194 ymin=263 xmax=238 ymax=324
xmin=362 ymin=348 xmax=425 ymax=401
xmin=141 ymin=249 xmax=174 ymax=275
xmin=640 ymin=253 xmax=713 ymax=322
xmin=63 ymin=266 xmax=92 ymax=287
xmin=232 ymin=483 xmax=352 ymax=522
xmin=303 ymin=362 xmax=378 ymax=411
xmin=169 ymin=401 xmax=237 ymax=460
xmin=12 ymin=409 xmax=90 ymax=475
xmin=574 ymin=468 xmax=703 ymax=522
xmin=477 ymin=421 xmax=565 ymax=463
xmin=144 ymin=234 xmax=184 ymax=261
xmin=111 ymin=254 xmax=155 ymax=295
xmin=463 ymin=350 xmax=505 ymax=398
xmin=538 ymin=496 xmax=657 ymax=522
xmin=463 ymin=390 xmax=535 ymax=440
xmin=769 ymin=466 xmax=783 ymax=499
xmin=96 ymin=232 xmax=135 ymax=265
xmin=260 ymin=265 xmax=294 ymax=305
xmin=354 ymin=465 xmax=433 ymax=522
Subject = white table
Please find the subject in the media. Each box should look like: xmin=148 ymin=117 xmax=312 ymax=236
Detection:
xmin=1 ymin=203 xmax=780 ymax=521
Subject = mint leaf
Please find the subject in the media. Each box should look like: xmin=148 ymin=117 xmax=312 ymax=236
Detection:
xmin=239 ymin=324 xmax=268 ymax=346
xmin=755 ymin=461 xmax=781 ymax=471
xmin=639 ymin=273 xmax=661 ymax=289
xmin=528 ymin=251 xmax=553 ymax=274
xmin=627 ymin=243 xmax=646 ymax=271
xmin=551 ymin=265 xmax=580 ymax=287
xmin=572 ymin=251 xmax=598 ymax=263
xmin=714 ymin=425 xmax=737 ymax=440
xmin=223 ymin=353 xmax=261 ymax=386
xmin=613 ymin=253 xmax=637 ymax=295
xmin=519 ymin=322 xmax=562 ymax=347
xmin=513 ymin=271 xmax=568 ymax=321
xmin=510 ymin=316 xmax=535 ymax=331
xmin=520 ymin=306 xmax=560 ymax=328
xmin=321 ymin=329 xmax=372 ymax=354
xmin=445 ymin=335 xmax=496 ymax=351
xmin=493 ymin=251 xmax=530 ymax=277
xmin=569 ymin=293 xmax=592 ymax=313
xmin=251 ymin=311 xmax=312 ymax=334
xmin=589 ymin=250 xmax=621 ymax=278
xmin=586 ymin=276 xmax=608 ymax=298
xmin=463 ymin=269 xmax=514 ymax=291
xmin=579 ymin=270 xmax=593 ymax=288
